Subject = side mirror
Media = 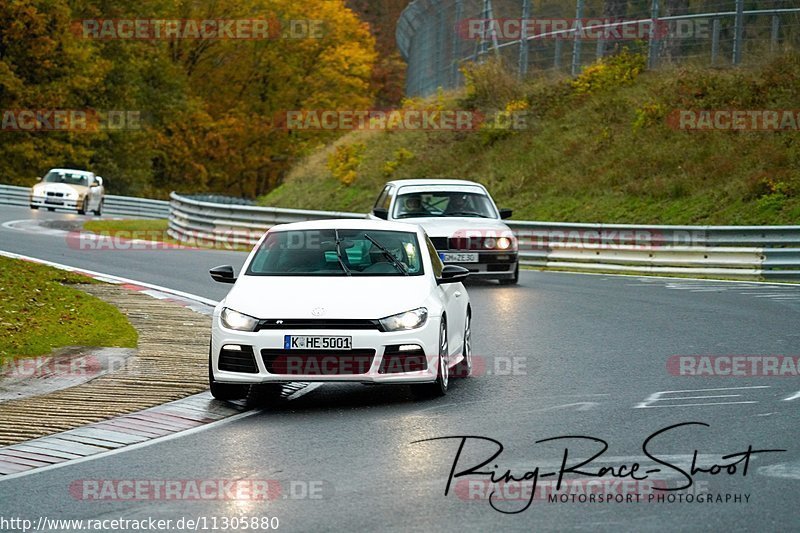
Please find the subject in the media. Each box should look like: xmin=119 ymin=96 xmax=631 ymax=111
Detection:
xmin=372 ymin=207 xmax=389 ymax=220
xmin=437 ymin=265 xmax=469 ymax=285
xmin=36 ymin=176 xmax=42 ymax=182
xmin=498 ymin=208 xmax=513 ymax=220
xmin=210 ymin=265 xmax=236 ymax=284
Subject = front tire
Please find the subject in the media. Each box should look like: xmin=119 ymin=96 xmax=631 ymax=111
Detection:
xmin=208 ymin=349 xmax=249 ymax=401
xmin=30 ymin=205 xmax=39 ymax=210
xmin=78 ymin=198 xmax=87 ymax=215
xmin=93 ymin=199 xmax=103 ymax=216
xmin=414 ymin=317 xmax=449 ymax=398
xmin=453 ymin=312 xmax=472 ymax=378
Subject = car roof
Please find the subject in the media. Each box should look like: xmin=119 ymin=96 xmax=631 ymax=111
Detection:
xmin=386 ymin=178 xmax=485 ymax=188
xmin=268 ymin=218 xmax=422 ymax=233
xmin=48 ymin=168 xmax=94 ymax=176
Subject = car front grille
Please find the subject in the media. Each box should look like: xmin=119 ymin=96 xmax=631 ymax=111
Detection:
xmin=255 ymin=319 xmax=381 ymax=331
xmin=261 ymin=349 xmax=376 ymax=375
xmin=218 ymin=345 xmax=259 ymax=373
xmin=46 ymin=192 xmax=65 ymax=197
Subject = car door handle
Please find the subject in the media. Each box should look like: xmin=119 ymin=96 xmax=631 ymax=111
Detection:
xmin=454 ymin=291 xmax=462 ymax=297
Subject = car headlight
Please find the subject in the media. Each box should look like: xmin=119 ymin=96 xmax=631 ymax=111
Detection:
xmin=380 ymin=307 xmax=428 ymax=331
xmin=496 ymin=237 xmax=512 ymax=250
xmin=483 ymin=237 xmax=497 ymax=249
xmin=221 ymin=308 xmax=259 ymax=331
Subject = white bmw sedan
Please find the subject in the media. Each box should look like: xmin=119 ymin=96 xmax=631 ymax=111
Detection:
xmin=208 ymin=219 xmax=472 ymax=405
xmin=369 ymin=179 xmax=519 ymax=285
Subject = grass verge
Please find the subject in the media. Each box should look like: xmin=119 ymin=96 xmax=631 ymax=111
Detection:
xmin=0 ymin=256 xmax=138 ymax=361
xmin=260 ymin=52 xmax=800 ymax=225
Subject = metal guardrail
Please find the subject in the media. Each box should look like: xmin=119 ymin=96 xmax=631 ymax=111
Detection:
xmin=168 ymin=192 xmax=800 ymax=282
xmin=167 ymin=192 xmax=364 ymax=248
xmin=0 ymin=184 xmax=169 ymax=219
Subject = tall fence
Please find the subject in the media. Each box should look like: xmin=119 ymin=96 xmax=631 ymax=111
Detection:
xmin=168 ymin=192 xmax=800 ymax=282
xmin=0 ymin=184 xmax=168 ymax=219
xmin=398 ymin=0 xmax=800 ymax=96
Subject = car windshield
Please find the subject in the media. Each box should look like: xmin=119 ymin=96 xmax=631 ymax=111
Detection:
xmin=393 ymin=191 xmax=497 ymax=219
xmin=246 ymin=229 xmax=424 ymax=276
xmin=43 ymin=171 xmax=90 ymax=186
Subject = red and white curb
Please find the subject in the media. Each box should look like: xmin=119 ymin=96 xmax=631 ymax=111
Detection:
xmin=0 ymin=250 xmax=321 ymax=480
xmin=0 ymin=392 xmax=246 ymax=477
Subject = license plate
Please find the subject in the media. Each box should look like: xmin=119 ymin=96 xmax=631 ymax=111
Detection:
xmin=284 ymin=335 xmax=352 ymax=350
xmin=45 ymin=198 xmax=63 ymax=205
xmin=440 ymin=252 xmax=479 ymax=263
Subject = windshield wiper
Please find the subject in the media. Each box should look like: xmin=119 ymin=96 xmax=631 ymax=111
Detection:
xmin=364 ymin=233 xmax=409 ymax=275
xmin=334 ymin=229 xmax=351 ymax=276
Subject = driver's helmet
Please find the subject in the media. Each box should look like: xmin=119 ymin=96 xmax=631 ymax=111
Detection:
xmin=403 ymin=196 xmax=422 ymax=211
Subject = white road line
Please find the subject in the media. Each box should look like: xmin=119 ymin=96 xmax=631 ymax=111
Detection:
xmin=783 ymin=391 xmax=800 ymax=401
xmin=285 ymin=383 xmax=323 ymax=401
xmin=638 ymin=401 xmax=758 ymax=408
xmin=635 ymin=386 xmax=771 ymax=409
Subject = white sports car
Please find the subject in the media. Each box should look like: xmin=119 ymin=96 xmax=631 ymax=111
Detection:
xmin=30 ymin=168 xmax=105 ymax=215
xmin=208 ymin=219 xmax=472 ymax=405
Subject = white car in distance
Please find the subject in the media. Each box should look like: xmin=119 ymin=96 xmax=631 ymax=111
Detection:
xmin=369 ymin=179 xmax=519 ymax=285
xmin=208 ymin=219 xmax=472 ymax=405
xmin=30 ymin=168 xmax=105 ymax=215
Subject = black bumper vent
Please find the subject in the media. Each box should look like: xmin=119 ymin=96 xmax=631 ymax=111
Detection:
xmin=218 ymin=345 xmax=258 ymax=373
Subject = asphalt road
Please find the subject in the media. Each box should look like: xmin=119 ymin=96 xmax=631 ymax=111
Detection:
xmin=0 ymin=204 xmax=799 ymax=532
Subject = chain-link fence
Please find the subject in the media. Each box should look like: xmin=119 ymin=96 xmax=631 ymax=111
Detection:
xmin=397 ymin=0 xmax=800 ymax=97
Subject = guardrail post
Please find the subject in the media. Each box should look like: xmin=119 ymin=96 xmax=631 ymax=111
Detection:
xmin=571 ymin=0 xmax=584 ymax=76
xmin=770 ymin=15 xmax=780 ymax=53
xmin=518 ymin=0 xmax=531 ymax=77
xmin=647 ymin=0 xmax=660 ymax=69
xmin=711 ymin=17 xmax=720 ymax=65
xmin=554 ymin=38 xmax=563 ymax=69
xmin=450 ymin=0 xmax=463 ymax=87
xmin=733 ymin=0 xmax=744 ymax=65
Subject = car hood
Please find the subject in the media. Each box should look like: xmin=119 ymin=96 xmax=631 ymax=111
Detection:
xmin=223 ymin=275 xmax=433 ymax=320
xmin=35 ymin=183 xmax=88 ymax=195
xmin=401 ymin=217 xmax=511 ymax=238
